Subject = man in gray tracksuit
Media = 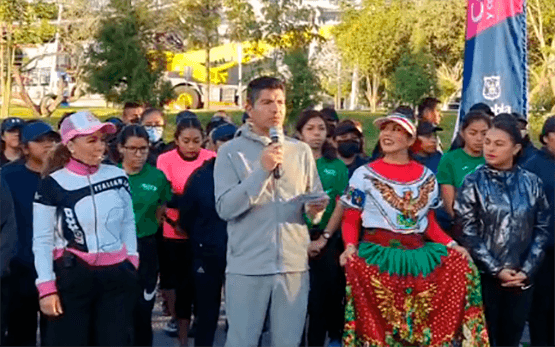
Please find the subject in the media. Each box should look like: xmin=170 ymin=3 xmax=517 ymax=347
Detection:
xmin=214 ymin=77 xmax=326 ymax=346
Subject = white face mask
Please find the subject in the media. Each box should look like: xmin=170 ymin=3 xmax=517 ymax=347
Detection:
xmin=145 ymin=126 xmax=164 ymax=143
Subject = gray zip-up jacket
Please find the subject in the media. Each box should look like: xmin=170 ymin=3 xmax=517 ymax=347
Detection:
xmin=214 ymin=124 xmax=324 ymax=275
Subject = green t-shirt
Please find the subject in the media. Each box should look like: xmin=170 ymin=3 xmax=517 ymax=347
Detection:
xmin=306 ymin=157 xmax=349 ymax=229
xmin=119 ymin=163 xmax=172 ymax=238
xmin=436 ymin=148 xmax=485 ymax=188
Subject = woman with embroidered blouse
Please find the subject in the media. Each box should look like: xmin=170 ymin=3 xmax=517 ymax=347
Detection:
xmin=339 ymin=114 xmax=489 ymax=347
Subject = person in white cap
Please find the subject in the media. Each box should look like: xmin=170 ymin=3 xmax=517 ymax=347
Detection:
xmin=33 ymin=111 xmax=139 ymax=346
xmin=338 ymin=113 xmax=488 ymax=347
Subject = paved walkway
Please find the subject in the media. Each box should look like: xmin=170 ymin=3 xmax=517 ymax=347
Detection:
xmin=151 ymin=293 xmax=531 ymax=347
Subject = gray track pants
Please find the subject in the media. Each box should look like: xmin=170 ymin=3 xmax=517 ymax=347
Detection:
xmin=224 ymin=272 xmax=309 ymax=347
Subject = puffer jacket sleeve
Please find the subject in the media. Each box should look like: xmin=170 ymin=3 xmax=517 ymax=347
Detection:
xmin=521 ymin=177 xmax=551 ymax=278
xmin=455 ymin=175 xmax=502 ymax=276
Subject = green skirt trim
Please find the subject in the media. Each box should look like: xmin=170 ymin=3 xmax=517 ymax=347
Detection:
xmin=358 ymin=241 xmax=449 ymax=277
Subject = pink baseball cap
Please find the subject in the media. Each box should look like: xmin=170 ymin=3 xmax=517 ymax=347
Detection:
xmin=60 ymin=111 xmax=117 ymax=145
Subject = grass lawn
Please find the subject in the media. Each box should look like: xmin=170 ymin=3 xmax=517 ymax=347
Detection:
xmin=5 ymin=106 xmax=541 ymax=151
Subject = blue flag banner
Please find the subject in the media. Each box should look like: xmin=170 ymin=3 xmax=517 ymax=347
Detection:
xmin=455 ymin=0 xmax=527 ymax=140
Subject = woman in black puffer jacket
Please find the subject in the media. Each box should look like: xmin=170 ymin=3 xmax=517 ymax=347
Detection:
xmin=455 ymin=115 xmax=551 ymax=347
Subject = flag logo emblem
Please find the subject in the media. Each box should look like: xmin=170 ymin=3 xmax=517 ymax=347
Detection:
xmin=483 ymin=76 xmax=501 ymax=101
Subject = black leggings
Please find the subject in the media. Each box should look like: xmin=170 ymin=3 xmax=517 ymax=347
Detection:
xmin=42 ymin=254 xmax=138 ymax=346
xmin=134 ymin=235 xmax=159 ymax=346
xmin=306 ymin=234 xmax=345 ymax=346
xmin=481 ymin=274 xmax=534 ymax=347
xmin=160 ymin=238 xmax=194 ymax=319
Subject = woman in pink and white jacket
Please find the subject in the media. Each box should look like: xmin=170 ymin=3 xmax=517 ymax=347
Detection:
xmin=33 ymin=111 xmax=139 ymax=346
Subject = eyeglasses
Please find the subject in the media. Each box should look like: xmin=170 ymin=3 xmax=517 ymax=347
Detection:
xmin=123 ymin=146 xmax=149 ymax=155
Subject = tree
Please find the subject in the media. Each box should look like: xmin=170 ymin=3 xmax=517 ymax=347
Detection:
xmin=282 ymin=48 xmax=321 ymax=120
xmin=334 ymin=0 xmax=412 ymax=112
xmin=86 ymin=0 xmax=173 ymax=107
xmin=528 ymin=0 xmax=555 ymax=113
xmin=0 ymin=0 xmax=56 ymax=118
xmin=312 ymin=39 xmax=351 ymax=109
xmin=389 ymin=50 xmax=438 ymax=107
xmin=224 ymin=0 xmax=260 ymax=106
xmin=172 ymin=0 xmax=223 ymax=109
xmin=259 ymin=0 xmax=319 ymax=52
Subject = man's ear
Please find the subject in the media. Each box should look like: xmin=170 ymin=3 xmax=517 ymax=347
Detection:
xmin=245 ymin=102 xmax=253 ymax=116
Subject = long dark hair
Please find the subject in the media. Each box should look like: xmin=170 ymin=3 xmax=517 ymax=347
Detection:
xmin=459 ymin=111 xmax=492 ymax=149
xmin=118 ymin=125 xmax=149 ymax=146
xmin=42 ymin=143 xmax=72 ymax=178
xmin=490 ymin=114 xmax=523 ymax=161
xmin=140 ymin=108 xmax=165 ymax=124
xmin=175 ymin=117 xmax=204 ymax=140
xmin=295 ymin=110 xmax=337 ymax=160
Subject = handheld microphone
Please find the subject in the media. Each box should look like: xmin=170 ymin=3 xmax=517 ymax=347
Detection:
xmin=268 ymin=126 xmax=283 ymax=179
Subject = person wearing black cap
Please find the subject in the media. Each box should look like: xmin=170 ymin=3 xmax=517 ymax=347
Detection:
xmin=178 ymin=122 xmax=237 ymax=347
xmin=205 ymin=112 xmax=232 ymax=148
xmin=1 ymin=121 xmax=60 ymax=346
xmin=411 ymin=121 xmax=443 ymax=174
xmin=332 ymin=120 xmax=369 ymax=178
xmin=1 ymin=117 xmax=25 ymax=166
xmin=522 ymin=115 xmax=555 ymax=347
xmin=512 ymin=112 xmax=540 ymax=165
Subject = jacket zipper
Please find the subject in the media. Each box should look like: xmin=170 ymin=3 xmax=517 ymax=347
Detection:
xmin=273 ymin=175 xmax=281 ymax=273
xmin=87 ymin=174 xmax=100 ymax=265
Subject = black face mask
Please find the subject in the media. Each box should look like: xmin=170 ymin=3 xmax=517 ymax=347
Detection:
xmin=337 ymin=140 xmax=361 ymax=158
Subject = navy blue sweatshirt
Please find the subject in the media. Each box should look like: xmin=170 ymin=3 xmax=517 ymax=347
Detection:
xmin=523 ymin=147 xmax=555 ymax=249
xmin=1 ymin=162 xmax=41 ymax=268
xmin=1 ymin=173 xmax=18 ymax=277
xmin=179 ymin=158 xmax=227 ymax=262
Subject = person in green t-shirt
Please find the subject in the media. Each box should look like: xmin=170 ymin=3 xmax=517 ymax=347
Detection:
xmin=296 ymin=110 xmax=349 ymax=347
xmin=118 ymin=125 xmax=172 ymax=347
xmin=437 ymin=111 xmax=491 ymax=218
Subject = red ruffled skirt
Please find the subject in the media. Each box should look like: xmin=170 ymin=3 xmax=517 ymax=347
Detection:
xmin=343 ymin=230 xmax=489 ymax=346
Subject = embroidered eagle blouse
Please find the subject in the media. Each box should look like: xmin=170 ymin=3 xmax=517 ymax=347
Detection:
xmin=340 ymin=159 xmax=452 ymax=246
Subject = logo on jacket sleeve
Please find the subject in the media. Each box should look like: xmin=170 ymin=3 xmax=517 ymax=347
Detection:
xmin=483 ymin=76 xmax=501 ymax=101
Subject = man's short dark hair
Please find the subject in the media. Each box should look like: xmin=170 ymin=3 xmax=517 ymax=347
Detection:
xmin=417 ymin=97 xmax=440 ymax=119
xmin=124 ymin=102 xmax=143 ymax=110
xmin=246 ymin=77 xmax=285 ymax=106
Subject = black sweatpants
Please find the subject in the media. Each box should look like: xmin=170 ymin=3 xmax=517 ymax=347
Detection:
xmin=42 ymin=254 xmax=138 ymax=346
xmin=306 ymin=235 xmax=345 ymax=346
xmin=481 ymin=274 xmax=534 ymax=347
xmin=134 ymin=235 xmax=159 ymax=347
xmin=5 ymin=262 xmax=40 ymax=346
xmin=192 ymin=246 xmax=225 ymax=347
xmin=529 ymin=249 xmax=555 ymax=346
